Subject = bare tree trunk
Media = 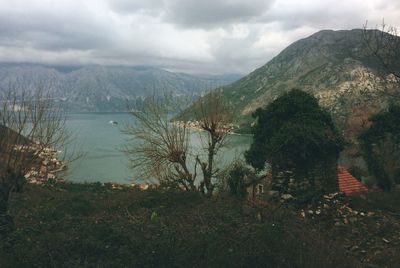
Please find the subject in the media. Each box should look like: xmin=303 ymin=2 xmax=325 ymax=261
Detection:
xmin=196 ymin=134 xmax=217 ymax=196
xmin=0 ymin=181 xmax=14 ymax=237
xmin=194 ymin=91 xmax=232 ymax=197
xmin=204 ymin=134 xmax=218 ymax=196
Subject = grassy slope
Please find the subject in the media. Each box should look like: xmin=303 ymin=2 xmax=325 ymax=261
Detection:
xmin=0 ymin=182 xmax=358 ymax=268
xmin=1 ymin=182 xmax=399 ymax=267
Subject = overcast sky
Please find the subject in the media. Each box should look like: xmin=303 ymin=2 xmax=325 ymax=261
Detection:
xmin=0 ymin=0 xmax=399 ymax=74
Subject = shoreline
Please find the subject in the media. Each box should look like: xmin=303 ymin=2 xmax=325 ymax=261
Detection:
xmin=21 ymin=144 xmax=66 ymax=185
xmin=171 ymin=120 xmax=239 ymax=134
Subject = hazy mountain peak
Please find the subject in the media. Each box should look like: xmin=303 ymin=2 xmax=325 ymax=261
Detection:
xmin=0 ymin=63 xmax=241 ymax=112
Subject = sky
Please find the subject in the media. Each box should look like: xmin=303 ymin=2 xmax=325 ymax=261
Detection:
xmin=0 ymin=0 xmax=399 ymax=75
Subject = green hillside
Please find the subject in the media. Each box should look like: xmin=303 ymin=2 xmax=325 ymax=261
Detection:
xmin=179 ymin=29 xmax=400 ymax=134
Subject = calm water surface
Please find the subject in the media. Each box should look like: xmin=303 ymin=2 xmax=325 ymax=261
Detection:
xmin=63 ymin=113 xmax=251 ymax=184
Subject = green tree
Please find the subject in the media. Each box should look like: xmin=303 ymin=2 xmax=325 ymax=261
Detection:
xmin=359 ymin=105 xmax=400 ymax=191
xmin=245 ymin=89 xmax=344 ymax=194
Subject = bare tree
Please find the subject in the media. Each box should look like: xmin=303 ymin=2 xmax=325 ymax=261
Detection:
xmin=363 ymin=21 xmax=400 ymax=80
xmin=0 ymin=88 xmax=72 ymax=235
xmin=123 ymin=92 xmax=233 ymax=196
xmin=123 ymin=94 xmax=197 ymax=191
xmin=195 ymin=92 xmax=233 ymax=196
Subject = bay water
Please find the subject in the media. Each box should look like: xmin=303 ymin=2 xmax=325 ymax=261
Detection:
xmin=63 ymin=113 xmax=251 ymax=184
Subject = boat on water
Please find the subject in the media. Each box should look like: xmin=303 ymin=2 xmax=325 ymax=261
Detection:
xmin=108 ymin=120 xmax=118 ymax=125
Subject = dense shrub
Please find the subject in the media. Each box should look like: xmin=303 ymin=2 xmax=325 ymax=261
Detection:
xmin=358 ymin=105 xmax=400 ymax=191
xmin=223 ymin=161 xmax=258 ymax=199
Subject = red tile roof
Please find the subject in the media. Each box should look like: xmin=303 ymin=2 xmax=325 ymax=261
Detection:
xmin=338 ymin=166 xmax=368 ymax=195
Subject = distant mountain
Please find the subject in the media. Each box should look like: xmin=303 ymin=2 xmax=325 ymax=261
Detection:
xmin=179 ymin=29 xmax=400 ymax=136
xmin=0 ymin=63 xmax=241 ymax=112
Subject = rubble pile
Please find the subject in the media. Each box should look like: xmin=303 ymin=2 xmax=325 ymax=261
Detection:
xmin=299 ymin=192 xmax=366 ymax=224
xmin=299 ymin=192 xmax=400 ymax=264
xmin=264 ymin=170 xmax=400 ymax=265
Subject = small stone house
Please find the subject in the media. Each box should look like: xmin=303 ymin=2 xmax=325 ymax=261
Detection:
xmin=247 ymin=173 xmax=272 ymax=200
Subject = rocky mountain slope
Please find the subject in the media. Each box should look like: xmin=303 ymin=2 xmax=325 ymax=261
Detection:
xmin=179 ymin=29 xmax=400 ymax=136
xmin=0 ymin=63 xmax=240 ymax=112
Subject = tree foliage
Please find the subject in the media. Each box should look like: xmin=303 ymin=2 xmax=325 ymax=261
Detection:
xmin=359 ymin=105 xmax=400 ymax=191
xmin=245 ymin=89 xmax=344 ymax=191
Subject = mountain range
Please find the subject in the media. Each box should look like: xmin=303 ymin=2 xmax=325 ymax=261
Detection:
xmin=179 ymin=29 xmax=400 ymax=137
xmin=0 ymin=63 xmax=241 ymax=112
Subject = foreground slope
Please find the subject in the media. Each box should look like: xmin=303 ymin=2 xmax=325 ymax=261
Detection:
xmin=2 ymin=182 xmax=399 ymax=267
xmin=0 ymin=183 xmax=354 ymax=267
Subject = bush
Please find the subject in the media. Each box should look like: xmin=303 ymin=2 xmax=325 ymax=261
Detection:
xmin=224 ymin=161 xmax=258 ymax=199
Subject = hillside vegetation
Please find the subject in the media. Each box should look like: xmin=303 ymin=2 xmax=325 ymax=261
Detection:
xmin=179 ymin=29 xmax=400 ymax=135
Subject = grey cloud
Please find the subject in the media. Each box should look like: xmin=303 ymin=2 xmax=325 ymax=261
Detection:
xmin=107 ymin=0 xmax=275 ymax=28
xmin=0 ymin=7 xmax=115 ymax=51
xmin=265 ymin=0 xmax=400 ymax=32
xmin=163 ymin=0 xmax=275 ymax=28
xmin=108 ymin=0 xmax=164 ymax=14
xmin=260 ymin=1 xmax=369 ymax=31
